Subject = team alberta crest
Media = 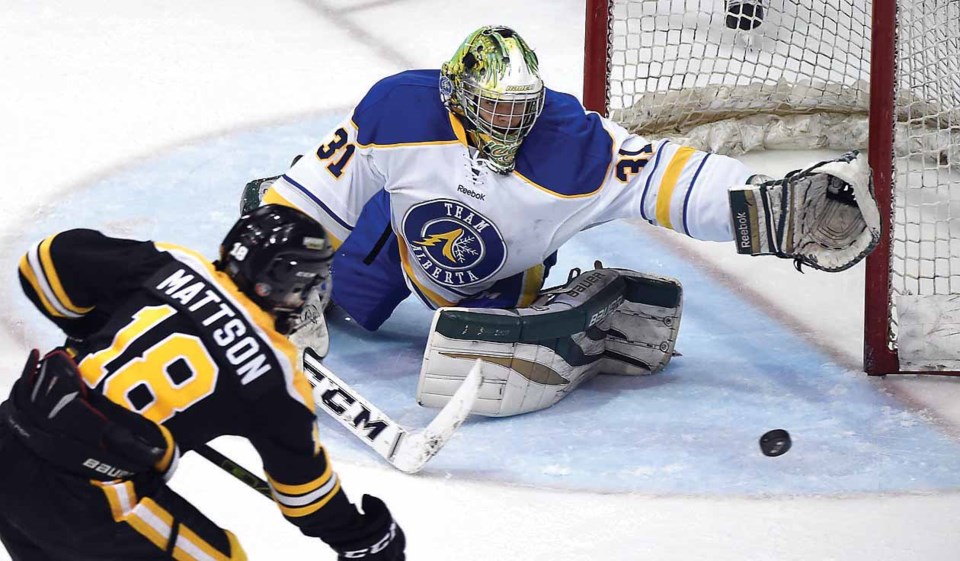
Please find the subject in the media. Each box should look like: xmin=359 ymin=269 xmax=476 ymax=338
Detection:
xmin=402 ymin=199 xmax=507 ymax=288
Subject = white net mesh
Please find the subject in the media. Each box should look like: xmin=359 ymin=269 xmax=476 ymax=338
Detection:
xmin=891 ymin=0 xmax=960 ymax=370
xmin=607 ymin=0 xmax=870 ymax=143
xmin=598 ymin=0 xmax=960 ymax=369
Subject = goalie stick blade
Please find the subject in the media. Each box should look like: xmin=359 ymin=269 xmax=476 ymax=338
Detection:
xmin=302 ymin=348 xmax=482 ymax=474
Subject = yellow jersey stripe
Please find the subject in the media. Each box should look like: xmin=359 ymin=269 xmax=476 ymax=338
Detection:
xmin=18 ymin=253 xmax=65 ymax=318
xmin=125 ymin=511 xmax=168 ymax=551
xmin=513 ymin=170 xmax=603 ymax=199
xmin=175 ymin=522 xmax=236 ymax=561
xmin=93 ymin=480 xmax=137 ymax=522
xmin=223 ymin=531 xmax=248 ymax=561
xmin=274 ymin=479 xmax=343 ymax=518
xmin=262 ymin=187 xmax=295 ymax=208
xmin=126 ymin=500 xmax=171 ymax=552
xmin=155 ymin=424 xmax=178 ymax=473
xmin=656 ymin=146 xmax=696 ymax=230
xmin=267 ymin=452 xmax=333 ymax=495
xmin=351 ymin=116 xmax=464 ymax=149
xmin=517 ymin=263 xmax=545 ymax=308
xmin=93 ymin=480 xmax=238 ymax=560
xmin=448 ymin=112 xmax=468 ymax=146
xmin=38 ymin=235 xmax=94 ymax=315
xmin=511 ymin=120 xmax=617 ymax=200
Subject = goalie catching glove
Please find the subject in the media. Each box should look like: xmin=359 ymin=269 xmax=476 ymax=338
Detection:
xmin=728 ymin=150 xmax=881 ymax=272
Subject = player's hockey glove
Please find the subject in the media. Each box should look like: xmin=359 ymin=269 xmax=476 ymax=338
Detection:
xmin=727 ymin=150 xmax=881 ymax=272
xmin=0 ymin=349 xmax=177 ymax=481
xmin=326 ymin=495 xmax=405 ymax=560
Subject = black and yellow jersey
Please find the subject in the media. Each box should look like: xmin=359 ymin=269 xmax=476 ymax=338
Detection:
xmin=18 ymin=229 xmax=356 ymax=538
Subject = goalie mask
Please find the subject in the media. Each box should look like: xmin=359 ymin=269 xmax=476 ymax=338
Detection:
xmin=218 ymin=205 xmax=333 ymax=332
xmin=440 ymin=25 xmax=545 ymax=174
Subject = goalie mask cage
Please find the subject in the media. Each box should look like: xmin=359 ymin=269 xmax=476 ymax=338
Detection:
xmin=583 ymin=0 xmax=960 ymax=375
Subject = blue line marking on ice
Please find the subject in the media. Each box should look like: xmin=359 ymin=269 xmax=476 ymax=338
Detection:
xmin=4 ymin=113 xmax=960 ymax=496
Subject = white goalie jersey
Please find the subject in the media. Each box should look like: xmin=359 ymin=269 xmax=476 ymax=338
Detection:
xmin=263 ymin=70 xmax=753 ymax=314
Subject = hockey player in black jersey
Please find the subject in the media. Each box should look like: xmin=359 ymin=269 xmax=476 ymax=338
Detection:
xmin=0 ymin=205 xmax=405 ymax=560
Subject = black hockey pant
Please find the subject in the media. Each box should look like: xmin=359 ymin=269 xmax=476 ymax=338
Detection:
xmin=0 ymin=424 xmax=247 ymax=561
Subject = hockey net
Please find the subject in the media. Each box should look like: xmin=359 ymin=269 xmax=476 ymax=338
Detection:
xmin=583 ymin=0 xmax=960 ymax=374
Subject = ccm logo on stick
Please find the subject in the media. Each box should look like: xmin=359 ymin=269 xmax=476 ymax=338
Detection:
xmin=306 ymin=362 xmax=391 ymax=441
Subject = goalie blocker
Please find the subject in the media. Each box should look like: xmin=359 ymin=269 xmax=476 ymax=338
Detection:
xmin=418 ymin=266 xmax=682 ymax=417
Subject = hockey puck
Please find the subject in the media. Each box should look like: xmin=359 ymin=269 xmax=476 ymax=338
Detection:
xmin=725 ymin=1 xmax=765 ymax=30
xmin=759 ymin=429 xmax=791 ymax=457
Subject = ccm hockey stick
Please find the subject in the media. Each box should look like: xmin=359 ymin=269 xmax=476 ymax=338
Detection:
xmin=303 ymin=347 xmax=482 ymax=473
xmin=196 ymin=349 xmax=482 ymax=494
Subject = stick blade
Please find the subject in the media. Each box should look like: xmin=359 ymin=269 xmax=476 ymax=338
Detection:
xmin=392 ymin=359 xmax=483 ymax=473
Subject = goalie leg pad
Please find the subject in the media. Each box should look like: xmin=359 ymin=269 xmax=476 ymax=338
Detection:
xmin=418 ymin=268 xmax=623 ymax=417
xmin=417 ymin=267 xmax=684 ymax=416
xmin=599 ymin=269 xmax=683 ymax=376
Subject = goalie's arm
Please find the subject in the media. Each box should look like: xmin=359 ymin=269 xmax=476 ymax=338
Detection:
xmin=592 ymin=132 xmax=879 ymax=271
xmin=592 ymin=136 xmax=756 ymax=242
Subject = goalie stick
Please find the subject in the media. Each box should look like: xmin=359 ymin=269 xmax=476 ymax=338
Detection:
xmin=303 ymin=347 xmax=482 ymax=474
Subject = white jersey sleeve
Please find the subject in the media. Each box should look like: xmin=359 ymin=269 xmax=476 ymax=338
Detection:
xmin=590 ymin=121 xmax=754 ymax=242
xmin=264 ymin=115 xmax=385 ymax=246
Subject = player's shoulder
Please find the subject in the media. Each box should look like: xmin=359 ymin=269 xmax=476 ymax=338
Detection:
xmin=36 ymin=228 xmax=169 ymax=280
xmin=45 ymin=228 xmax=149 ymax=254
xmin=513 ymin=89 xmax=615 ymax=197
xmin=351 ymin=69 xmax=459 ymax=147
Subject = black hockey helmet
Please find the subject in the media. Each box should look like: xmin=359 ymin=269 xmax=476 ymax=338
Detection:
xmin=218 ymin=205 xmax=333 ymax=329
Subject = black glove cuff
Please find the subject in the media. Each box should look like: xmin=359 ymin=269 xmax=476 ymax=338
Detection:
xmin=325 ymin=496 xmax=405 ymax=560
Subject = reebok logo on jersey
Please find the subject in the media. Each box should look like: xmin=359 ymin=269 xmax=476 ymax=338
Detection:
xmin=457 ymin=184 xmax=486 ymax=201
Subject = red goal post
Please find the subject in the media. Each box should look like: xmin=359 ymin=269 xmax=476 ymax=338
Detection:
xmin=583 ymin=0 xmax=960 ymax=375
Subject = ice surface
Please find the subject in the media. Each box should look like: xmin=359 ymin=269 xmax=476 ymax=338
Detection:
xmin=3 ymin=1 xmax=960 ymax=560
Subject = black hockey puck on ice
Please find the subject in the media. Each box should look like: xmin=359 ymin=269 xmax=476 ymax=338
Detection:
xmin=759 ymin=429 xmax=791 ymax=457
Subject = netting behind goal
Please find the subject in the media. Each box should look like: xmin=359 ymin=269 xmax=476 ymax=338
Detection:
xmin=583 ymin=0 xmax=960 ymax=374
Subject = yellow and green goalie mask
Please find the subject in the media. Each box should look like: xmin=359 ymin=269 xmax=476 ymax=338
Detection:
xmin=440 ymin=25 xmax=545 ymax=174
